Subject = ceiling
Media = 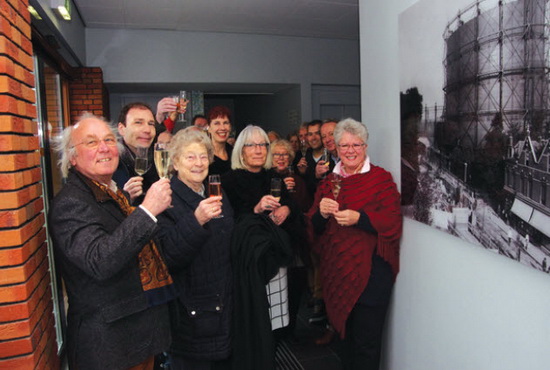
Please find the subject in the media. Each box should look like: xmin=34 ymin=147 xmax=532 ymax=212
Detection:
xmin=72 ymin=0 xmax=359 ymax=40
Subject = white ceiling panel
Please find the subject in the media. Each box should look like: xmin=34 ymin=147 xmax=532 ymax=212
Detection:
xmin=72 ymin=0 xmax=359 ymax=40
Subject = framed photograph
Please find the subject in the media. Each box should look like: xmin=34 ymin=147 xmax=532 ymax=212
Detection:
xmin=399 ymin=0 xmax=550 ymax=272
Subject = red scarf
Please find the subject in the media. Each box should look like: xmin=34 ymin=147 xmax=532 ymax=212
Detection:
xmin=306 ymin=165 xmax=402 ymax=337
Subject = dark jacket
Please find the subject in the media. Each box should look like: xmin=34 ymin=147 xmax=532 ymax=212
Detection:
xmin=112 ymin=141 xmax=159 ymax=205
xmin=157 ymin=177 xmax=234 ymax=360
xmin=230 ymin=213 xmax=293 ymax=370
xmin=48 ymin=170 xmax=170 ymax=370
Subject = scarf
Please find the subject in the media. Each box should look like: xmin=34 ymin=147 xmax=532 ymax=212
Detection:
xmin=306 ymin=165 xmax=402 ymax=337
xmin=93 ymin=181 xmax=176 ymax=306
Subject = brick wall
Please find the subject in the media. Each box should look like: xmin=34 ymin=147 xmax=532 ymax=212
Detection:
xmin=69 ymin=67 xmax=109 ymax=123
xmin=0 ymin=0 xmax=59 ymax=368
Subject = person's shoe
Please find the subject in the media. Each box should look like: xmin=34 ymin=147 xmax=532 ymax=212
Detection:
xmin=308 ymin=300 xmax=326 ymax=324
xmin=314 ymin=328 xmax=336 ymax=346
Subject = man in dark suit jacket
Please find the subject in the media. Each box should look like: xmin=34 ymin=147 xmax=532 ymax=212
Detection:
xmin=49 ymin=113 xmax=174 ymax=370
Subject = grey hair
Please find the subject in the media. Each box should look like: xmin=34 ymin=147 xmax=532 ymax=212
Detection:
xmin=271 ymin=139 xmax=295 ymax=163
xmin=231 ymin=125 xmax=272 ymax=170
xmin=52 ymin=112 xmax=120 ymax=178
xmin=334 ymin=118 xmax=369 ymax=146
xmin=168 ymin=126 xmax=214 ymax=163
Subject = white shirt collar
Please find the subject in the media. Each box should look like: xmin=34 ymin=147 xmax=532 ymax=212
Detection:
xmin=333 ymin=155 xmax=371 ymax=177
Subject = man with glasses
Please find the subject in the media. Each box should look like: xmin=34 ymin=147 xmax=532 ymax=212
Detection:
xmin=49 ymin=113 xmax=174 ymax=370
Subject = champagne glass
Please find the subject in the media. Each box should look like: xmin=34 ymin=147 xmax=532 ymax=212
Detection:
xmin=286 ymin=166 xmax=295 ymax=193
xmin=208 ymin=174 xmax=224 ymax=218
xmin=300 ymin=139 xmax=307 ymax=157
xmin=271 ymin=177 xmax=282 ymax=201
xmin=178 ymin=90 xmax=188 ymax=123
xmin=330 ymin=173 xmax=342 ymax=199
xmin=154 ymin=143 xmax=171 ymax=179
xmin=134 ymin=146 xmax=148 ymax=176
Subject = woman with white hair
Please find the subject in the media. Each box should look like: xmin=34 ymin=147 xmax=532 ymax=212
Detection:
xmin=306 ymin=118 xmax=402 ymax=370
xmin=222 ymin=125 xmax=297 ymax=370
xmin=156 ymin=127 xmax=234 ymax=370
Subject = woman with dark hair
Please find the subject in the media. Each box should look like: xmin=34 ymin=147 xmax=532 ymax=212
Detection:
xmin=307 ymin=118 xmax=402 ymax=370
xmin=207 ymin=106 xmax=233 ymax=175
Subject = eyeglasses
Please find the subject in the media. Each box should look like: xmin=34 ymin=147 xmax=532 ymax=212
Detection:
xmin=183 ymin=154 xmax=209 ymax=163
xmin=338 ymin=143 xmax=365 ymax=151
xmin=72 ymin=136 xmax=117 ymax=149
xmin=272 ymin=153 xmax=290 ymax=158
xmin=243 ymin=143 xmax=269 ymax=149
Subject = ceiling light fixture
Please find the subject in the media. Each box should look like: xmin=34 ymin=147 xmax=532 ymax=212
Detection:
xmin=28 ymin=6 xmax=42 ymax=20
xmin=51 ymin=0 xmax=71 ymax=21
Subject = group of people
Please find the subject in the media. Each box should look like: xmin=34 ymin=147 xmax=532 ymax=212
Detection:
xmin=49 ymin=99 xmax=403 ymax=370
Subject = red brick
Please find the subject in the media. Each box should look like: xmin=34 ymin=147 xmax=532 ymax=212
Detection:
xmin=0 ymin=197 xmax=43 ymax=227
xmin=0 ymin=279 xmax=51 ymax=339
xmin=0 ymin=134 xmax=39 ymax=152
xmin=0 ymin=212 xmax=44 ymax=247
xmin=0 ymin=256 xmax=48 ymax=304
xmin=0 ymin=115 xmax=35 ymax=134
xmin=0 ymin=305 xmax=53 ymax=358
xmin=0 ymin=152 xmax=40 ymax=172
xmin=0 ymin=241 xmax=46 ymax=284
xmin=0 ymin=268 xmax=49 ymax=321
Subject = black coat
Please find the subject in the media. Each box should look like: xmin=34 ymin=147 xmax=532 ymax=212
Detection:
xmin=48 ymin=170 xmax=170 ymax=370
xmin=230 ymin=214 xmax=293 ymax=370
xmin=157 ymin=177 xmax=234 ymax=360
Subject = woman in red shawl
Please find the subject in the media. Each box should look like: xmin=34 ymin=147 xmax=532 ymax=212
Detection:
xmin=306 ymin=118 xmax=402 ymax=370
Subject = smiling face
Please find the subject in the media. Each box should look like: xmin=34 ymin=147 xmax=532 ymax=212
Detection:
xmin=208 ymin=115 xmax=231 ymax=144
xmin=70 ymin=118 xmax=119 ymax=184
xmin=321 ymin=121 xmax=337 ymax=153
xmin=173 ymin=142 xmax=209 ymax=192
xmin=337 ymin=131 xmax=367 ymax=174
xmin=307 ymin=123 xmax=322 ymax=150
xmin=242 ymin=133 xmax=268 ymax=173
xmin=118 ymin=107 xmax=156 ymax=152
xmin=271 ymin=144 xmax=291 ymax=172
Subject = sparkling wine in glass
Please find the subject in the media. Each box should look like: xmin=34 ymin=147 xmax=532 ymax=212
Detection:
xmin=331 ymin=173 xmax=342 ymax=199
xmin=271 ymin=177 xmax=282 ymax=201
xmin=134 ymin=146 xmax=149 ymax=176
xmin=178 ymin=90 xmax=188 ymax=123
xmin=154 ymin=143 xmax=171 ymax=179
xmin=208 ymin=174 xmax=224 ymax=218
xmin=286 ymin=166 xmax=295 ymax=193
xmin=300 ymin=139 xmax=307 ymax=157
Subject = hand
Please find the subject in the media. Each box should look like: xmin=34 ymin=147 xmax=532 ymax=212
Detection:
xmin=141 ymin=178 xmax=172 ymax=216
xmin=254 ymin=195 xmax=281 ymax=214
xmin=269 ymin=205 xmax=290 ymax=226
xmin=123 ymin=176 xmax=144 ymax=202
xmin=283 ymin=177 xmax=295 ymax=191
xmin=155 ymin=97 xmax=178 ymax=123
xmin=319 ymin=197 xmax=339 ymax=219
xmin=297 ymin=157 xmax=307 ymax=175
xmin=194 ymin=196 xmax=223 ymax=225
xmin=333 ymin=209 xmax=360 ymax=227
xmin=315 ymin=160 xmax=330 ymax=179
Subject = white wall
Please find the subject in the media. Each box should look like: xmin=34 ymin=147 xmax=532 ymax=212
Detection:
xmin=85 ymin=28 xmax=359 ymax=121
xmin=359 ymin=0 xmax=550 ymax=369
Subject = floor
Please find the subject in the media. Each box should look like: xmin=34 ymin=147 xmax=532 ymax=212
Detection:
xmin=276 ymin=298 xmax=343 ymax=370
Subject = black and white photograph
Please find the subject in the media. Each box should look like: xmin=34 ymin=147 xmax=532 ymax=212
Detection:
xmin=399 ymin=0 xmax=550 ymax=272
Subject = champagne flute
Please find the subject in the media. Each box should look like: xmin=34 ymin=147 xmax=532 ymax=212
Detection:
xmin=208 ymin=174 xmax=224 ymax=218
xmin=134 ymin=146 xmax=148 ymax=176
xmin=286 ymin=166 xmax=295 ymax=193
xmin=330 ymin=173 xmax=342 ymax=199
xmin=154 ymin=143 xmax=171 ymax=179
xmin=178 ymin=90 xmax=188 ymax=123
xmin=271 ymin=177 xmax=282 ymax=201
xmin=300 ymin=139 xmax=307 ymax=157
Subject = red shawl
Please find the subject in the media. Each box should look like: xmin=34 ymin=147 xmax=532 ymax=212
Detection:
xmin=306 ymin=165 xmax=402 ymax=337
